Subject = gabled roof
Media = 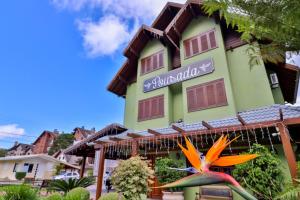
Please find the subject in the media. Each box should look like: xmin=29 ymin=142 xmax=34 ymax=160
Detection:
xmin=8 ymin=143 xmax=32 ymax=152
xmin=73 ymin=127 xmax=95 ymax=139
xmin=0 ymin=154 xmax=80 ymax=169
xmin=123 ymin=25 xmax=165 ymax=59
xmin=32 ymin=130 xmax=58 ymax=145
xmin=151 ymin=2 xmax=183 ymax=30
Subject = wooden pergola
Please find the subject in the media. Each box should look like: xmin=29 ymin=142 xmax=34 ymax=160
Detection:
xmin=65 ymin=107 xmax=300 ymax=199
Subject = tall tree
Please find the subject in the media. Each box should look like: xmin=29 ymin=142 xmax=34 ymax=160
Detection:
xmin=48 ymin=133 xmax=74 ymax=155
xmin=0 ymin=148 xmax=7 ymax=157
xmin=203 ymin=0 xmax=300 ymax=65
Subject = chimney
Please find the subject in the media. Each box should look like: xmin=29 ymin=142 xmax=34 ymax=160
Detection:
xmin=14 ymin=141 xmax=19 ymax=146
xmin=81 ymin=126 xmax=85 ymax=130
xmin=91 ymin=127 xmax=96 ymax=133
xmin=53 ymin=129 xmax=59 ymax=134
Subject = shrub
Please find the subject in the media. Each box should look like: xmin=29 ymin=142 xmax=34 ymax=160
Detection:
xmin=46 ymin=193 xmax=63 ymax=200
xmin=233 ymin=144 xmax=284 ymax=199
xmin=15 ymin=172 xmax=26 ymax=180
xmin=155 ymin=157 xmax=186 ymax=192
xmin=99 ymin=192 xmax=124 ymax=200
xmin=48 ymin=177 xmax=94 ymax=194
xmin=65 ymin=187 xmax=89 ymax=200
xmin=111 ymin=156 xmax=154 ymax=200
xmin=0 ymin=184 xmax=39 ymax=200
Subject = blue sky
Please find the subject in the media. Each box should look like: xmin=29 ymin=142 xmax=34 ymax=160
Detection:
xmin=0 ymin=0 xmax=186 ymax=149
xmin=0 ymin=0 xmax=299 ymax=149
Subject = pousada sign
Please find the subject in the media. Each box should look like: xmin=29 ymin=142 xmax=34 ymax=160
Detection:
xmin=143 ymin=58 xmax=214 ymax=92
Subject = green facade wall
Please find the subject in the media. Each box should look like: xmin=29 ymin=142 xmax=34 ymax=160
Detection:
xmin=180 ymin=17 xmax=237 ymax=123
xmin=226 ymin=44 xmax=275 ymax=111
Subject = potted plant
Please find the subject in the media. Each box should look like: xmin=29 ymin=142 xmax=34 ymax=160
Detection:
xmin=155 ymin=157 xmax=186 ymax=200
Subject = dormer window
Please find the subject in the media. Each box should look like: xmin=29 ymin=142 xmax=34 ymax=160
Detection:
xmin=184 ymin=28 xmax=217 ymax=58
xmin=140 ymin=50 xmax=164 ymax=75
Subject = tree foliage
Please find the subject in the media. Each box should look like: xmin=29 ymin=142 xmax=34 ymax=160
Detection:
xmin=0 ymin=148 xmax=7 ymax=157
xmin=203 ymin=0 xmax=300 ymax=65
xmin=155 ymin=157 xmax=186 ymax=192
xmin=111 ymin=156 xmax=154 ymax=200
xmin=232 ymin=144 xmax=284 ymax=199
xmin=48 ymin=133 xmax=74 ymax=155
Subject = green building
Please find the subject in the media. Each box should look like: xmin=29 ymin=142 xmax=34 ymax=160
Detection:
xmin=66 ymin=1 xmax=300 ymax=199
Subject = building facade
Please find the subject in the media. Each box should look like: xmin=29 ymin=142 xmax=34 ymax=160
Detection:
xmin=65 ymin=1 xmax=300 ymax=200
xmin=32 ymin=131 xmax=58 ymax=154
xmin=0 ymin=154 xmax=79 ymax=181
xmin=6 ymin=142 xmax=33 ymax=156
xmin=108 ymin=1 xmax=297 ymax=134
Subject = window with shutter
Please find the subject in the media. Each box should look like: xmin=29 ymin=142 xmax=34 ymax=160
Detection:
xmin=191 ymin=38 xmax=199 ymax=55
xmin=184 ymin=40 xmax=191 ymax=58
xmin=138 ymin=95 xmax=164 ymax=121
xmin=209 ymin=31 xmax=217 ymax=48
xmin=140 ymin=50 xmax=164 ymax=75
xmin=200 ymin=34 xmax=209 ymax=52
xmin=183 ymin=28 xmax=217 ymax=59
xmin=153 ymin=54 xmax=158 ymax=70
xmin=187 ymin=79 xmax=227 ymax=112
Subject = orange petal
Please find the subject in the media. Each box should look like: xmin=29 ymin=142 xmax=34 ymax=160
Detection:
xmin=211 ymin=154 xmax=258 ymax=167
xmin=178 ymin=138 xmax=201 ymax=171
xmin=206 ymin=135 xmax=241 ymax=164
xmin=206 ymin=135 xmax=227 ymax=163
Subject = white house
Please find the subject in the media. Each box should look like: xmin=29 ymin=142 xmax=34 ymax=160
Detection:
xmin=0 ymin=154 xmax=80 ymax=181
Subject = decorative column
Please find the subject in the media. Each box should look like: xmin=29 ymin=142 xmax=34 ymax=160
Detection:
xmin=79 ymin=155 xmax=86 ymax=178
xmin=95 ymin=146 xmax=105 ymax=200
xmin=131 ymin=140 xmax=138 ymax=156
xmin=277 ymin=123 xmax=297 ymax=179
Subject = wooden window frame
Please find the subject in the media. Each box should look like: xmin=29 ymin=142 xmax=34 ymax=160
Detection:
xmin=140 ymin=50 xmax=164 ymax=76
xmin=186 ymin=78 xmax=228 ymax=112
xmin=183 ymin=28 xmax=218 ymax=59
xmin=138 ymin=95 xmax=164 ymax=122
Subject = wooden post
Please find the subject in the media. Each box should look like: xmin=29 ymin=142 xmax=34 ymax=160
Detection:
xmin=79 ymin=156 xmax=86 ymax=178
xmin=95 ymin=147 xmax=105 ymax=200
xmin=131 ymin=140 xmax=138 ymax=156
xmin=277 ymin=123 xmax=297 ymax=179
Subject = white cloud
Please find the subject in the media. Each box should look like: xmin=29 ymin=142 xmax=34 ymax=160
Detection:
xmin=51 ymin=0 xmax=186 ymax=56
xmin=0 ymin=124 xmax=25 ymax=139
xmin=77 ymin=15 xmax=132 ymax=57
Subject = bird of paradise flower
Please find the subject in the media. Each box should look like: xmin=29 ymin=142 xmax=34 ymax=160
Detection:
xmin=157 ymin=134 xmax=258 ymax=200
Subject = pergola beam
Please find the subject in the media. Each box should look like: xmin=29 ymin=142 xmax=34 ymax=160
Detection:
xmin=127 ymin=133 xmax=143 ymax=138
xmin=237 ymin=114 xmax=247 ymax=126
xmin=279 ymin=108 xmax=284 ymax=121
xmin=148 ymin=129 xmax=161 ymax=136
xmin=109 ymin=136 xmax=124 ymax=142
xmin=277 ymin=123 xmax=297 ymax=180
xmin=172 ymin=124 xmax=185 ymax=133
xmin=202 ymin=121 xmax=213 ymax=130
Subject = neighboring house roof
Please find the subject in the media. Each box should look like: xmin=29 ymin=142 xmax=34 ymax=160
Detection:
xmin=65 ymin=104 xmax=300 ymax=155
xmin=73 ymin=127 xmax=95 ymax=139
xmin=7 ymin=143 xmax=33 ymax=152
xmin=65 ymin=123 xmax=127 ymax=156
xmin=33 ymin=130 xmax=58 ymax=145
xmin=0 ymin=154 xmax=80 ymax=169
xmin=52 ymin=149 xmax=80 ymax=165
